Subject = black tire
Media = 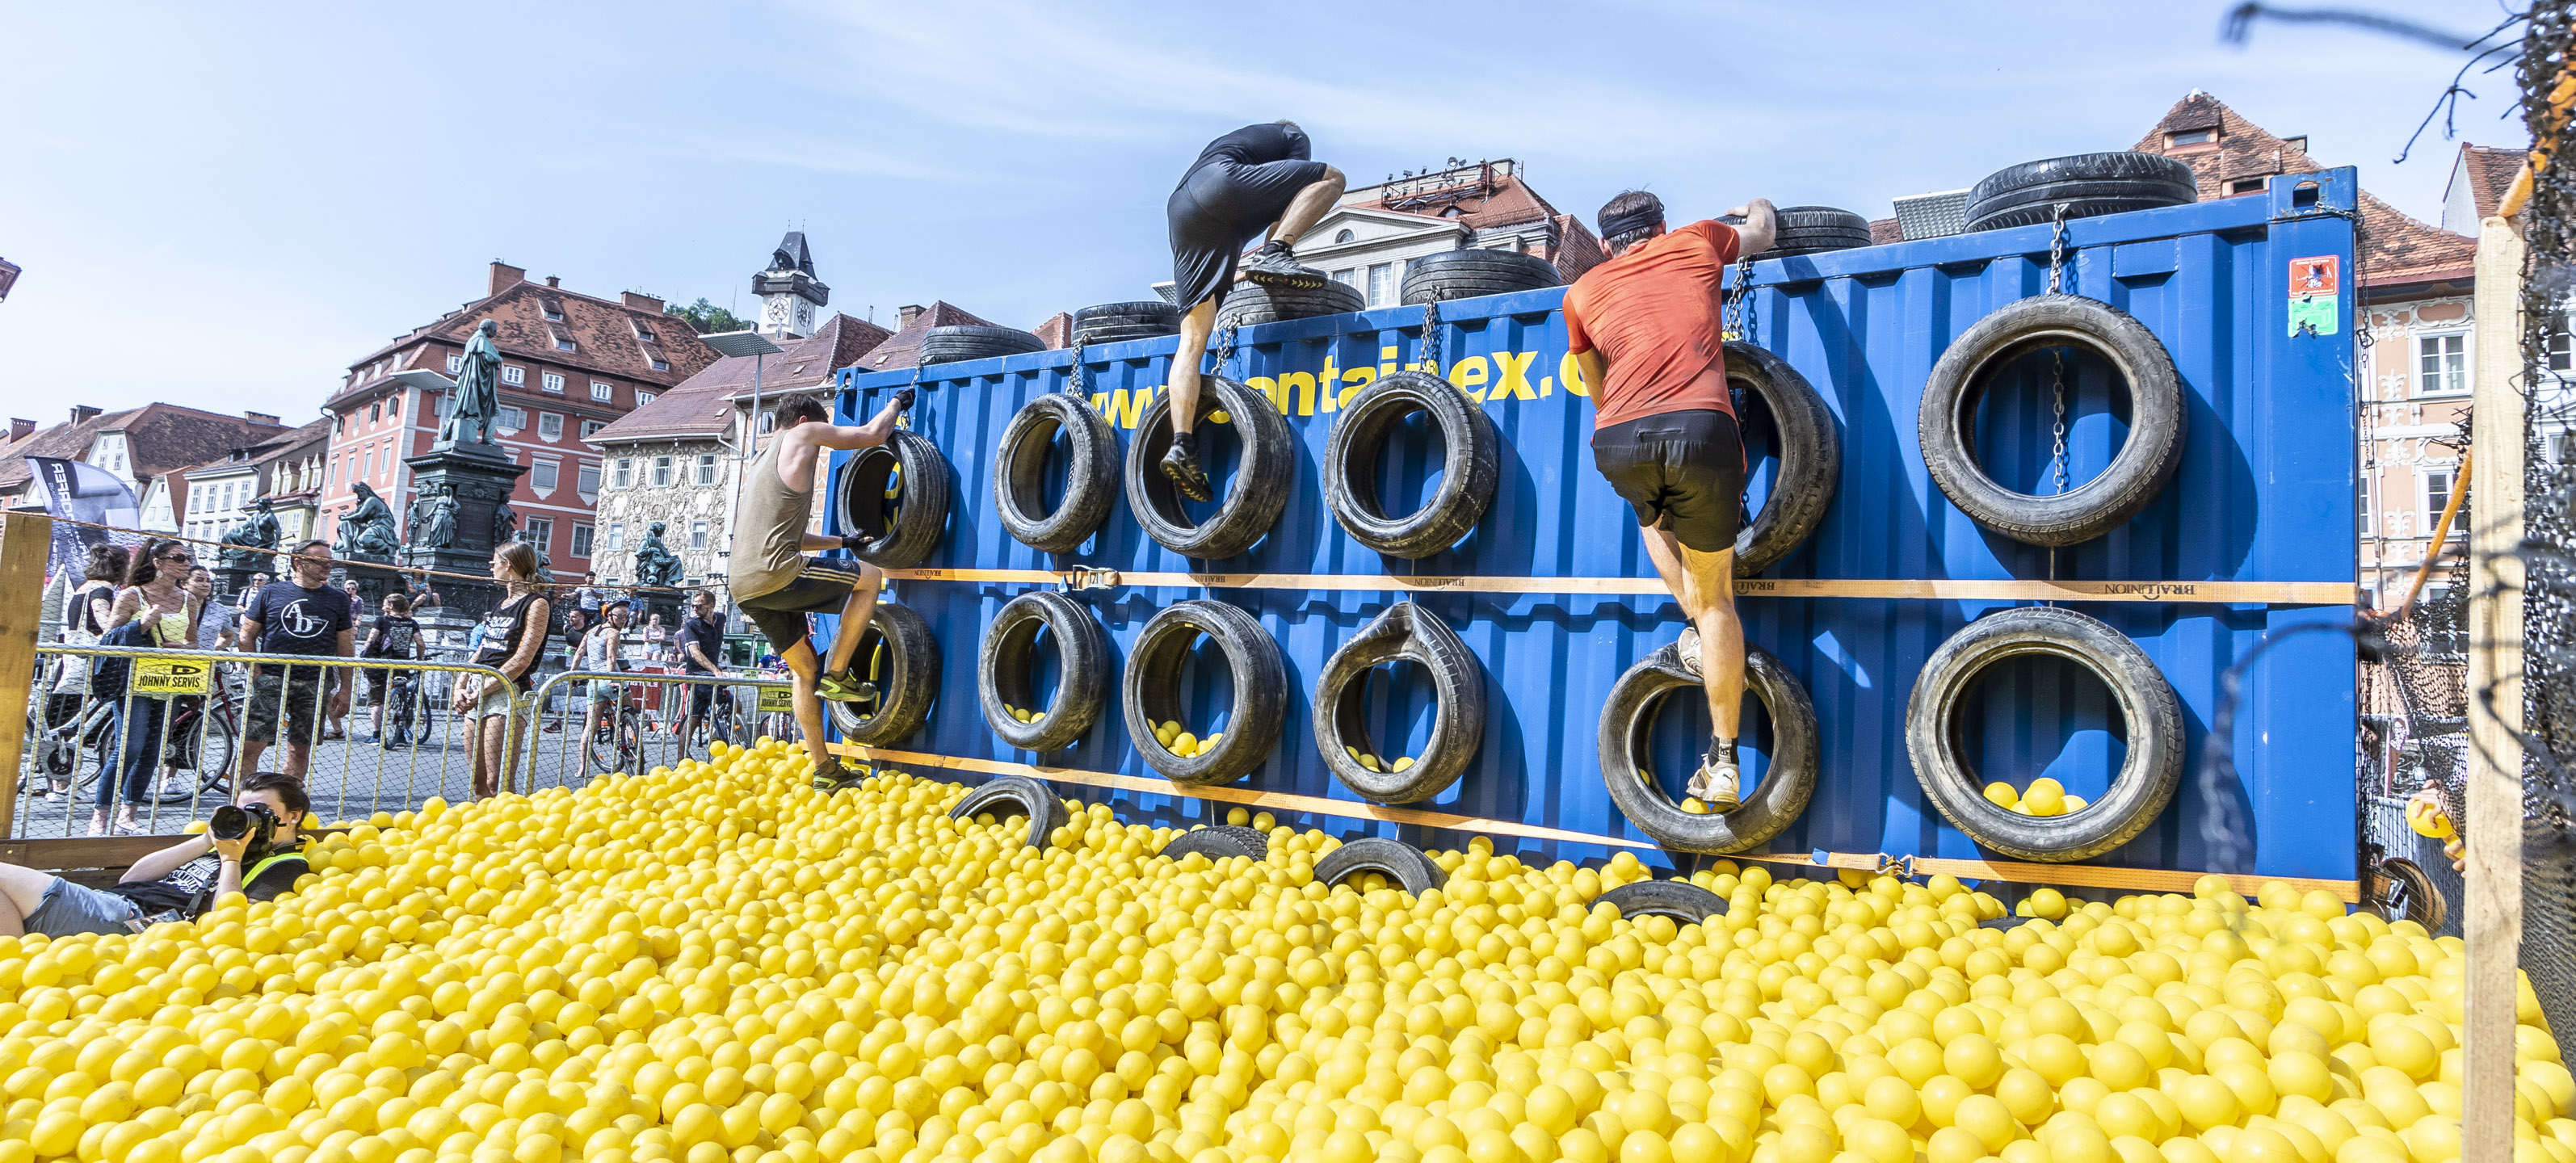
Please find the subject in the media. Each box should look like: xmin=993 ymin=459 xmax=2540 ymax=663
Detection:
xmin=1980 ymin=916 xmax=2035 ymax=930
xmin=993 ymin=394 xmax=1119 ymax=555
xmin=1120 ymin=599 xmax=1287 ymax=785
xmin=1213 ymin=281 xmax=1365 ymax=330
xmin=824 ymin=602 xmax=942 ymax=747
xmin=1599 ymin=642 xmax=1818 ymax=854
xmin=1398 ymin=250 xmax=1561 ymax=304
xmin=1322 ymin=370 xmax=1499 ymax=558
xmin=2368 ymin=857 xmax=2447 ymax=931
xmin=977 ymin=590 xmax=1111 ymax=754
xmin=1725 ymin=342 xmax=1840 ymax=575
xmin=1074 ymin=302 xmax=1181 ymax=346
xmin=1123 ymin=376 xmax=1295 ymax=560
xmin=1158 ymin=827 xmax=1262 ymax=863
xmin=1205 ymin=823 xmax=1271 ymax=859
xmin=1759 ymin=207 xmax=1874 ymax=257
xmin=1599 ymin=881 xmax=1731 ymax=926
xmin=1903 ymin=607 xmax=2183 ymax=863
xmin=1314 ymin=836 xmax=1448 ymax=895
xmin=835 ymin=429 xmax=953 ymax=568
xmin=918 ymin=325 xmax=1047 ymax=366
xmin=1313 ymin=602 xmax=1485 ymax=804
xmin=1966 ymin=153 xmax=2196 ymax=232
xmin=1918 ymin=294 xmax=2184 ymax=547
xmin=950 ymin=775 xmax=1071 ymax=850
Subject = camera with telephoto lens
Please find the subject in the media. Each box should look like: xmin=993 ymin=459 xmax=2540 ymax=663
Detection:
xmin=208 ymin=802 xmax=281 ymax=863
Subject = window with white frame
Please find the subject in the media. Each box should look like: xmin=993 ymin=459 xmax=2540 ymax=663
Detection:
xmin=2359 ymin=472 xmax=2374 ymax=536
xmin=591 ymin=381 xmax=615 ymax=401
xmin=652 ymin=456 xmax=671 ymax=488
xmin=502 ymin=366 xmax=525 ymax=386
xmin=636 ymin=392 xmax=656 ymax=407
xmin=581 ymin=420 xmax=605 ymax=440
xmin=1367 ymin=263 xmax=1392 ymax=307
xmin=447 ymin=355 xmax=464 ymax=374
xmin=2423 ymin=468 xmax=2456 ymax=531
xmin=570 ymin=524 xmax=595 ymax=559
xmin=532 ymin=461 xmax=559 ymax=491
xmin=527 ymin=516 xmax=553 ymax=548
xmin=613 ymin=459 xmax=632 ymax=488
xmin=690 ymin=520 xmax=708 ymax=550
xmin=607 ymin=523 xmax=625 ymax=552
xmin=577 ymin=463 xmax=599 ymax=496
xmin=1332 ymin=269 xmax=1355 ymax=287
xmin=498 ymin=405 xmax=526 ymax=433
xmin=541 ymin=372 xmax=565 ymax=394
xmin=2417 ymin=334 xmax=2469 ymax=396
xmin=538 ymin=413 xmax=564 ymax=440
xmin=696 ymin=454 xmax=717 ymax=485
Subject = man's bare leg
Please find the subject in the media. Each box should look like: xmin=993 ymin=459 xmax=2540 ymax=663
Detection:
xmin=1162 ymin=300 xmax=1221 ymax=502
xmin=780 ymin=640 xmax=836 ymax=777
xmin=1642 ymin=526 xmax=1746 ymax=805
xmin=826 ymin=565 xmax=885 ymax=677
xmin=1271 ymin=169 xmax=1347 ymax=247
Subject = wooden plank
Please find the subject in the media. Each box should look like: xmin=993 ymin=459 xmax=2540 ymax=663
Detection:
xmin=1906 ymin=854 xmax=2359 ymax=902
xmin=0 ymin=512 xmax=53 ymax=842
xmin=0 ymin=834 xmax=182 ymax=872
xmin=2464 ymin=213 xmax=2529 ymax=1163
xmin=888 ymin=567 xmax=2352 ymax=606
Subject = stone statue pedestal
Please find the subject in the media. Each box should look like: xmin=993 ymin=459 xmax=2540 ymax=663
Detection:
xmin=331 ymin=560 xmax=404 ymax=611
xmin=211 ymin=563 xmax=270 ymax=605
xmin=402 ymin=440 xmax=529 ymax=624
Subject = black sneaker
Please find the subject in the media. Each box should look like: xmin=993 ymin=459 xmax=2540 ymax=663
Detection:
xmin=811 ymin=760 xmax=869 ymax=794
xmin=1240 ymin=240 xmax=1326 ymax=290
xmin=1162 ymin=431 xmax=1214 ymax=502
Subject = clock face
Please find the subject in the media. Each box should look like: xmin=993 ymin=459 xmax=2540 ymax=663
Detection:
xmin=764 ymin=297 xmax=789 ymax=324
xmin=795 ymin=303 xmax=814 ymax=330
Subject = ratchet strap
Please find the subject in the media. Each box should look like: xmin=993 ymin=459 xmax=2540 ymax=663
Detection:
xmin=885 ymin=567 xmax=2353 ymax=605
xmin=834 ymin=745 xmax=2361 ymax=901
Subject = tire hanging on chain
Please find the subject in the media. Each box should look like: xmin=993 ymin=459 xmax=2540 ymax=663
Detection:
xmin=1122 ymin=371 xmax=1295 ymax=561
xmin=1120 ymin=598 xmax=1287 ymax=784
xmin=977 ymin=590 xmax=1112 ymax=754
xmin=1724 ymin=341 xmax=1840 ymax=576
xmin=1311 ymin=602 xmax=1486 ymax=804
xmin=824 ymin=602 xmax=942 ymax=746
xmin=834 ymin=428 xmax=953 ymax=568
xmin=1322 ymin=355 xmax=1499 ymax=559
xmin=994 ymin=392 xmax=1119 ymax=555
xmin=1597 ymin=641 xmax=1818 ymax=854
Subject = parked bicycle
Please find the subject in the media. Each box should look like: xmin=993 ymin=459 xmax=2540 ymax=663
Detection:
xmin=20 ymin=683 xmax=239 ymax=806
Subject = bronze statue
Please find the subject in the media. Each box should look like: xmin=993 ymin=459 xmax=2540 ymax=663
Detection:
xmin=632 ymin=520 xmax=683 ymax=590
xmin=438 ymin=319 xmax=505 ymax=446
xmin=217 ymin=497 xmax=281 ymax=569
xmin=492 ymin=498 xmax=519 ymax=547
xmin=336 ymin=482 xmax=400 ymax=561
xmin=408 ymin=485 xmax=459 ymax=551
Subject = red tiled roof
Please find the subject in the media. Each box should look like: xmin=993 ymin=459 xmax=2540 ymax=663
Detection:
xmin=1552 ymin=215 xmax=1607 ymax=281
xmin=333 ymin=277 xmax=718 ymax=410
xmin=2132 ymin=90 xmax=2471 ymax=290
xmin=181 ymin=417 xmax=334 ymax=476
xmin=2455 ymin=144 xmax=2524 ymax=224
xmin=0 ymin=404 xmax=292 ymax=494
xmin=851 ymin=301 xmax=1001 ymax=372
xmin=589 ymin=313 xmax=893 ymax=444
xmin=1344 ymin=170 xmax=1561 ymax=233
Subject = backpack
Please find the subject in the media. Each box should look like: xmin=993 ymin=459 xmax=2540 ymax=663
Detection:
xmin=86 ymin=619 xmax=152 ymax=701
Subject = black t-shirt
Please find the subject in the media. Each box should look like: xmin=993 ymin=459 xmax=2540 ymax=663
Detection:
xmin=473 ymin=594 xmax=548 ymax=676
xmin=366 ymin=615 xmax=422 ymax=660
xmin=66 ymin=581 xmax=118 ymax=637
xmin=1181 ymin=123 xmax=1310 ymax=186
xmin=677 ymin=615 xmax=724 ymax=674
xmin=109 ymin=850 xmax=307 ymax=916
xmin=244 ymin=582 xmax=352 ymax=656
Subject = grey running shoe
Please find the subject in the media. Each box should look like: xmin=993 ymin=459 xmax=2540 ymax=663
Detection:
xmin=1162 ymin=431 xmax=1214 ymax=502
xmin=1241 ymin=240 xmax=1327 ymax=290
xmin=1687 ymin=753 xmax=1742 ymax=811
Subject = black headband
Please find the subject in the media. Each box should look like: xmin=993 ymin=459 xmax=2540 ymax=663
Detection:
xmin=1599 ymin=207 xmax=1664 ymax=240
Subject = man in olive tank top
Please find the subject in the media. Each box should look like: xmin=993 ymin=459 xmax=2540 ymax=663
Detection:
xmin=732 ymin=389 xmax=915 ymax=788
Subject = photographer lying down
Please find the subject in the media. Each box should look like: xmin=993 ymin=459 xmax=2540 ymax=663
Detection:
xmin=0 ymin=774 xmax=310 ymax=937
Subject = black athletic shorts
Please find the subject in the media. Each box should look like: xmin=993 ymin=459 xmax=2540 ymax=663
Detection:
xmin=1167 ymin=158 xmax=1331 ymax=312
xmin=737 ymin=557 xmax=871 ymax=655
xmin=1591 ymin=409 xmax=1748 ymax=554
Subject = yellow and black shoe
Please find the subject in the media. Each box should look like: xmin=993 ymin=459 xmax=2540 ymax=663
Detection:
xmin=811 ymin=760 xmax=869 ymax=794
xmin=1241 ymin=240 xmax=1326 ymax=290
xmin=817 ymin=669 xmax=878 ymax=703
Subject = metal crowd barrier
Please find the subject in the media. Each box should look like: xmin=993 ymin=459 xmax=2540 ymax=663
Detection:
xmin=17 ymin=644 xmax=517 ymax=838
xmin=518 ymin=669 xmax=797 ymax=790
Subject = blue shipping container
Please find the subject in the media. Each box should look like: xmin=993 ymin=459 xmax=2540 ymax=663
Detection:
xmin=822 ymin=168 xmax=2361 ymax=891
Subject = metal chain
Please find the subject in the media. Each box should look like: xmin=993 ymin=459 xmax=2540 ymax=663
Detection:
xmin=1421 ymin=298 xmax=1443 ymax=376
xmin=2047 ymin=202 xmax=2071 ymax=296
xmin=1208 ymin=321 xmax=1238 ymax=380
xmin=2050 ymin=347 xmax=2071 ymax=497
xmin=1067 ymin=339 xmax=1086 ymax=396
xmin=1725 ymin=254 xmax=1759 ymax=342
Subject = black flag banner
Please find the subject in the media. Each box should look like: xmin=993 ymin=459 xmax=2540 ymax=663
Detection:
xmin=25 ymin=456 xmax=143 ymax=584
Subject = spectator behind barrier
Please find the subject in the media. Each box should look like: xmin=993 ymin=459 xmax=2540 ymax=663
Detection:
xmin=0 ymin=773 xmax=311 ymax=938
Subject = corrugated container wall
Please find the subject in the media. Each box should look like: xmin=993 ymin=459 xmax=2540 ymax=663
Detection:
xmin=825 ymin=169 xmax=2361 ymax=891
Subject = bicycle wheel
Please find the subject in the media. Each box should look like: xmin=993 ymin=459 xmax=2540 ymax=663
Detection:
xmin=183 ymin=700 xmax=238 ymax=804
xmin=583 ymin=712 xmax=620 ymax=775
xmin=615 ymin=710 xmax=642 ymax=774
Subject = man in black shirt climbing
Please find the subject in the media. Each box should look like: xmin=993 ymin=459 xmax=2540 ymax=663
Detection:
xmin=1162 ymin=120 xmax=1346 ymax=500
xmin=0 ymin=773 xmax=309 ymax=936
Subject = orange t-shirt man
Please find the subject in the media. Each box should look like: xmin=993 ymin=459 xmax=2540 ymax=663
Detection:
xmin=1563 ymin=218 xmax=1742 ymax=430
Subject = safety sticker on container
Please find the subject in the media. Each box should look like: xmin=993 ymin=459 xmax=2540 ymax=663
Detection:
xmin=2288 ymin=255 xmax=2339 ymax=336
xmin=132 ymin=657 xmax=212 ymax=696
xmin=757 ymin=685 xmax=796 ymax=712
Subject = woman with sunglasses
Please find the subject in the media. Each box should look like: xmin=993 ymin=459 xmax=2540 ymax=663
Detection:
xmin=93 ymin=540 xmax=204 ymax=834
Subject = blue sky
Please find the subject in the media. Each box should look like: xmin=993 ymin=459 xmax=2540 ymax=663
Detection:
xmin=0 ymin=1 xmax=2524 ymax=420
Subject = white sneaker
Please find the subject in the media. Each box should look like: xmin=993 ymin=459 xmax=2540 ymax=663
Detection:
xmin=1678 ymin=627 xmax=1703 ymax=675
xmin=1688 ymin=755 xmax=1742 ymax=811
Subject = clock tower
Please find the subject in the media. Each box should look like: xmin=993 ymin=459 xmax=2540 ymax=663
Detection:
xmin=752 ymin=232 xmax=830 ymax=339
